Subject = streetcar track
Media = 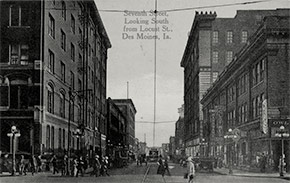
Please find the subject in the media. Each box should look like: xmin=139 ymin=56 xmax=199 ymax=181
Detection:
xmin=141 ymin=164 xmax=167 ymax=183
xmin=141 ymin=164 xmax=151 ymax=183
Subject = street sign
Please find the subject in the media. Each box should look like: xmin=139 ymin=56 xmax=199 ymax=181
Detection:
xmin=7 ymin=133 xmax=13 ymax=137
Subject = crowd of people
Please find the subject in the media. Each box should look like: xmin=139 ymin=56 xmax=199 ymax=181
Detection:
xmin=6 ymin=154 xmax=111 ymax=177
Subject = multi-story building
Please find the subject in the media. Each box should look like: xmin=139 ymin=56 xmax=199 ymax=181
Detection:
xmin=175 ymin=105 xmax=185 ymax=157
xmin=112 ymin=99 xmax=137 ymax=153
xmin=106 ymin=98 xmax=127 ymax=167
xmin=0 ymin=0 xmax=111 ymax=157
xmin=180 ymin=9 xmax=289 ymax=157
xmin=201 ymin=15 xmax=290 ymax=171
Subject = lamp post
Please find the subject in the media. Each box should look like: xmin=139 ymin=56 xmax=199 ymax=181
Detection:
xmin=224 ymin=128 xmax=237 ymax=175
xmin=200 ymin=138 xmax=208 ymax=157
xmin=74 ymin=128 xmax=83 ymax=156
xmin=275 ymin=125 xmax=289 ymax=177
xmin=7 ymin=126 xmax=20 ymax=176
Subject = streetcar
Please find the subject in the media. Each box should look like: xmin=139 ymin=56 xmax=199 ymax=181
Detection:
xmin=148 ymin=148 xmax=159 ymax=162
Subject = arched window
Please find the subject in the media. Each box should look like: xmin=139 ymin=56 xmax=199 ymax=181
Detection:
xmin=47 ymin=83 xmax=54 ymax=113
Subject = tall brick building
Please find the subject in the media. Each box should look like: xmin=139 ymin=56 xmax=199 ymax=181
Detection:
xmin=201 ymin=15 xmax=290 ymax=171
xmin=0 ymin=0 xmax=111 ymax=157
xmin=180 ymin=9 xmax=289 ymax=157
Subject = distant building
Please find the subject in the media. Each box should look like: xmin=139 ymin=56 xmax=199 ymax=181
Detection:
xmin=175 ymin=105 xmax=185 ymax=157
xmin=180 ymin=9 xmax=290 ymax=158
xmin=169 ymin=136 xmax=175 ymax=158
xmin=106 ymin=98 xmax=127 ymax=163
xmin=201 ymin=15 xmax=290 ymax=171
xmin=112 ymin=99 xmax=137 ymax=153
xmin=0 ymin=0 xmax=111 ymax=157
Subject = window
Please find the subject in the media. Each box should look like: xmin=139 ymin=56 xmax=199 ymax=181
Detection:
xmin=9 ymin=5 xmax=29 ymax=26
xmin=71 ymin=15 xmax=75 ymax=33
xmin=60 ymin=92 xmax=65 ymax=118
xmin=58 ymin=128 xmax=62 ymax=148
xmin=241 ymin=31 xmax=248 ymax=43
xmin=227 ymin=31 xmax=233 ymax=44
xmin=61 ymin=1 xmax=66 ymax=20
xmin=260 ymin=59 xmax=265 ymax=81
xmin=51 ymin=126 xmax=55 ymax=150
xmin=10 ymin=44 xmax=29 ymax=65
xmin=46 ymin=125 xmax=50 ymax=149
xmin=62 ymin=129 xmax=65 ymax=149
xmin=70 ymin=71 xmax=75 ymax=89
xmin=78 ymin=79 xmax=82 ymax=92
xmin=252 ymin=98 xmax=256 ymax=119
xmin=78 ymin=54 xmax=82 ymax=65
xmin=60 ymin=61 xmax=65 ymax=82
xmin=61 ymin=30 xmax=66 ymax=51
xmin=9 ymin=82 xmax=29 ymax=109
xmin=47 ymin=83 xmax=54 ymax=113
xmin=70 ymin=101 xmax=74 ymax=121
xmin=213 ymin=31 xmax=218 ymax=44
xmin=71 ymin=43 xmax=75 ymax=61
xmin=226 ymin=51 xmax=233 ymax=64
xmin=212 ymin=51 xmax=218 ymax=63
xmin=48 ymin=49 xmax=55 ymax=73
xmin=48 ymin=14 xmax=55 ymax=38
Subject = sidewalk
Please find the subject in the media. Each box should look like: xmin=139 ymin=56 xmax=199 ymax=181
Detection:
xmin=214 ymin=167 xmax=290 ymax=180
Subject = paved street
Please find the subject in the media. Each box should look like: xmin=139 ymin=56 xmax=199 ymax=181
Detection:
xmin=0 ymin=162 xmax=289 ymax=183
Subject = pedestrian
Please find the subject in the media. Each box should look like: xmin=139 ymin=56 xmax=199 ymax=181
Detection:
xmin=36 ymin=155 xmax=42 ymax=173
xmin=91 ymin=155 xmax=101 ymax=177
xmin=187 ymin=157 xmax=195 ymax=183
xmin=260 ymin=153 xmax=266 ymax=173
xmin=164 ymin=157 xmax=171 ymax=176
xmin=103 ymin=156 xmax=110 ymax=176
xmin=19 ymin=155 xmax=27 ymax=175
xmin=157 ymin=155 xmax=165 ymax=177
xmin=73 ymin=157 xmax=78 ymax=177
xmin=61 ymin=155 xmax=68 ymax=176
xmin=30 ymin=155 xmax=37 ymax=175
xmin=50 ymin=155 xmax=59 ymax=174
xmin=76 ymin=156 xmax=84 ymax=177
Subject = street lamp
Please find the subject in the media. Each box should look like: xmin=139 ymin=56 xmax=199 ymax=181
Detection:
xmin=7 ymin=126 xmax=20 ymax=176
xmin=275 ymin=125 xmax=289 ymax=177
xmin=73 ymin=127 xmax=83 ymax=156
xmin=200 ymin=138 xmax=208 ymax=157
xmin=224 ymin=128 xmax=237 ymax=175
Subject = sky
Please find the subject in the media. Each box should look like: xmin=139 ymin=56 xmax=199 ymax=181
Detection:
xmin=94 ymin=0 xmax=290 ymax=147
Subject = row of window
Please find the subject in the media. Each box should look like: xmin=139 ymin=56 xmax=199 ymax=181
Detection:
xmin=252 ymin=93 xmax=265 ymax=119
xmin=48 ymin=13 xmax=96 ymax=55
xmin=252 ymin=59 xmax=265 ymax=86
xmin=46 ymin=125 xmax=77 ymax=150
xmin=225 ymin=93 xmax=264 ymax=127
xmin=237 ymin=103 xmax=248 ymax=124
xmin=48 ymin=49 xmax=94 ymax=88
xmin=212 ymin=51 xmax=233 ymax=64
xmin=212 ymin=30 xmax=248 ymax=44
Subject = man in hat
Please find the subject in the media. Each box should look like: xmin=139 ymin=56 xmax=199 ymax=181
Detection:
xmin=187 ymin=157 xmax=195 ymax=183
